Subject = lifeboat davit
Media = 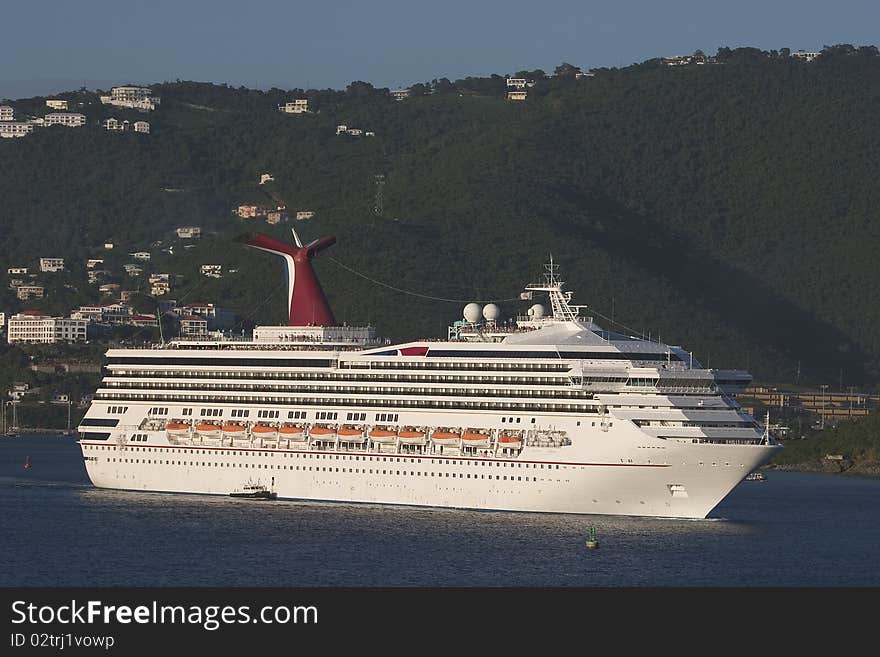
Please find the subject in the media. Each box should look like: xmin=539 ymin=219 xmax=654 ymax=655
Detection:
xmin=431 ymin=430 xmax=461 ymax=446
xmin=397 ymin=429 xmax=426 ymax=445
xmin=369 ymin=428 xmax=397 ymax=444
xmin=461 ymin=431 xmax=490 ymax=447
xmin=195 ymin=422 xmax=221 ymax=435
xmin=165 ymin=421 xmax=190 ymax=435
xmin=498 ymin=434 xmax=523 ymax=449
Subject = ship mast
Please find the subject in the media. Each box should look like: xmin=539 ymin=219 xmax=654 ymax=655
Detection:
xmin=524 ymin=256 xmax=588 ymax=323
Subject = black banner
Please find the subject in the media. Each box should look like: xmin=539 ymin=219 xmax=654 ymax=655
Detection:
xmin=0 ymin=587 xmax=862 ymax=651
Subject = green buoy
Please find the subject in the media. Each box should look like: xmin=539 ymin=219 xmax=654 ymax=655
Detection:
xmin=585 ymin=526 xmax=599 ymax=549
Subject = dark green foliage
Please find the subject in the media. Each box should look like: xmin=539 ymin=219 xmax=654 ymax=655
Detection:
xmin=2 ymin=48 xmax=880 ymax=389
xmin=771 ymin=411 xmax=880 ymax=466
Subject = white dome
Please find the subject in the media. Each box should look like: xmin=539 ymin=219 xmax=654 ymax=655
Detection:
xmin=529 ymin=303 xmax=546 ymax=318
xmin=463 ymin=303 xmax=482 ymax=323
xmin=482 ymin=303 xmax=500 ymax=321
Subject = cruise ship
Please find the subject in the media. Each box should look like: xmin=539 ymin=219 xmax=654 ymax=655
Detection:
xmin=77 ymin=229 xmax=781 ymax=518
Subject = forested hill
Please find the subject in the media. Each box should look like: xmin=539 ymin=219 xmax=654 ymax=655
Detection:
xmin=2 ymin=46 xmax=880 ymax=388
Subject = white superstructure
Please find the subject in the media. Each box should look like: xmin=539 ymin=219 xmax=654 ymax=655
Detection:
xmin=78 ymin=255 xmax=780 ymax=518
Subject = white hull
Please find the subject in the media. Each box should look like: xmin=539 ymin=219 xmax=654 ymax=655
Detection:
xmin=77 ymin=258 xmax=780 ymax=520
xmin=80 ymin=417 xmax=779 ymax=518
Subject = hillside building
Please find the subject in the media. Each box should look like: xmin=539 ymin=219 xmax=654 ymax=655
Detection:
xmin=103 ymin=118 xmax=127 ymax=131
xmin=173 ymin=303 xmax=234 ymax=330
xmin=15 ymin=285 xmax=44 ymax=301
xmin=7 ymin=312 xmax=87 ymax=344
xmin=44 ymin=113 xmax=86 ymax=127
xmin=0 ymin=122 xmax=33 ymax=138
xmin=46 ymin=99 xmax=68 ymax=110
xmin=390 ymin=88 xmax=411 ymax=101
xmin=279 ymin=99 xmax=309 ymax=113
xmin=237 ymin=205 xmax=266 ymax=218
xmin=100 ymin=86 xmax=160 ymax=111
xmin=133 ymin=121 xmax=150 ymax=134
xmin=507 ymin=91 xmax=528 ymax=101
xmin=200 ymin=264 xmax=222 ymax=278
xmin=792 ymin=50 xmax=820 ymax=62
xmin=0 ymin=105 xmax=13 ymax=121
xmin=178 ymin=315 xmax=208 ymax=337
xmin=175 ymin=226 xmax=201 ymax=239
xmin=40 ymin=257 xmax=64 ymax=272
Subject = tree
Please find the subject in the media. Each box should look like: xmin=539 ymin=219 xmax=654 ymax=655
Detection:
xmin=554 ymin=62 xmax=581 ymax=78
xmin=345 ymin=81 xmax=374 ymax=97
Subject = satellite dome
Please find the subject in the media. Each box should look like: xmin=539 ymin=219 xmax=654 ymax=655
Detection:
xmin=463 ymin=303 xmax=482 ymax=323
xmin=529 ymin=303 xmax=546 ymax=318
xmin=482 ymin=303 xmax=500 ymax=322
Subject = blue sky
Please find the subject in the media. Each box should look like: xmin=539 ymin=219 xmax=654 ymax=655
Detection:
xmin=1 ymin=0 xmax=878 ymax=98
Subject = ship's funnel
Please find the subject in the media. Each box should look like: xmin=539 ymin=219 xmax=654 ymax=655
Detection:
xmin=235 ymin=231 xmax=337 ymax=326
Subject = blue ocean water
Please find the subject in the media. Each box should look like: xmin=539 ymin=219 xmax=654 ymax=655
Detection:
xmin=2 ymin=435 xmax=879 ymax=587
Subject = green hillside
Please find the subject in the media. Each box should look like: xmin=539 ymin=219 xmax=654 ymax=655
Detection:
xmin=2 ymin=45 xmax=880 ymax=388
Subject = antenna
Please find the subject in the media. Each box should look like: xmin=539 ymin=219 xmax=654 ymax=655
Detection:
xmin=291 ymin=227 xmax=304 ymax=247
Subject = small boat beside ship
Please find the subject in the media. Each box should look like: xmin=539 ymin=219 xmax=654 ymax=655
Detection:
xmin=229 ymin=482 xmax=277 ymax=500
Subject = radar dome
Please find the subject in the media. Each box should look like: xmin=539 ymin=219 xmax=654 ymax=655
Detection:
xmin=482 ymin=303 xmax=500 ymax=322
xmin=463 ymin=303 xmax=482 ymax=323
xmin=529 ymin=303 xmax=546 ymax=319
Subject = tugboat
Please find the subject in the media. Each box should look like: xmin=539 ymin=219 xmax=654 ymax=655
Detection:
xmin=744 ymin=470 xmax=767 ymax=482
xmin=229 ymin=481 xmax=277 ymax=500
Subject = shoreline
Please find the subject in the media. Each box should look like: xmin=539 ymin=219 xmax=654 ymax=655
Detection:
xmin=765 ymin=461 xmax=880 ymax=478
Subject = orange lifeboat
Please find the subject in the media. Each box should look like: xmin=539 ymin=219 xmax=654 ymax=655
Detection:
xmin=221 ymin=423 xmax=246 ymax=433
xmin=278 ymin=424 xmax=307 ymax=442
xmin=338 ymin=426 xmax=367 ymax=443
xmin=369 ymin=428 xmax=397 ymax=444
xmin=195 ymin=422 xmax=221 ymax=435
xmin=431 ymin=430 xmax=461 ymax=445
xmin=397 ymin=429 xmax=426 ymax=445
xmin=461 ymin=431 xmax=490 ymax=447
xmin=165 ymin=421 xmax=190 ymax=433
xmin=252 ymin=424 xmax=279 ymax=434
xmin=310 ymin=425 xmax=336 ymax=436
xmin=498 ymin=433 xmax=523 ymax=448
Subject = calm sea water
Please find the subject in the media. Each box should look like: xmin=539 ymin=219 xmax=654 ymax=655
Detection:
xmin=2 ymin=435 xmax=879 ymax=587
